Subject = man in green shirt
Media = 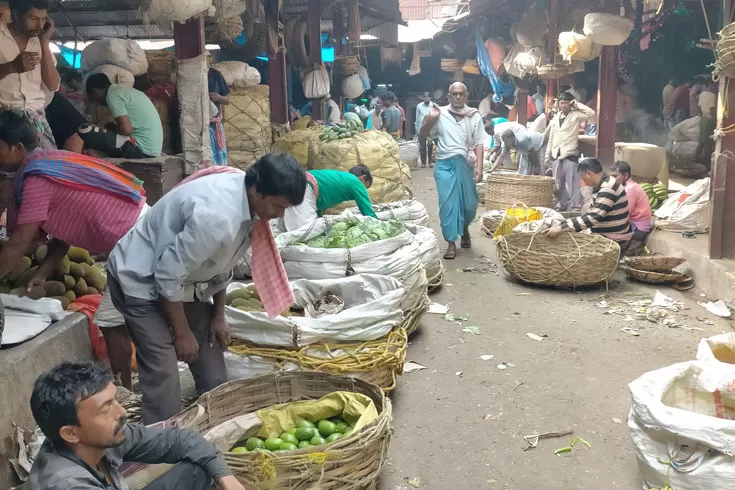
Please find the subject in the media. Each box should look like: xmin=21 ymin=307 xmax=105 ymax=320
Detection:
xmin=280 ymin=164 xmax=376 ymax=232
xmin=80 ymin=73 xmax=163 ymax=158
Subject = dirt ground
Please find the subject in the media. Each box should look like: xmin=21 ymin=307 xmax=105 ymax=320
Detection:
xmin=378 ymin=169 xmax=731 ymax=490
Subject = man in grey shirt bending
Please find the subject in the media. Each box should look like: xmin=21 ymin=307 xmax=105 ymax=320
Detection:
xmin=107 ymin=153 xmax=306 ymax=424
xmin=27 ymin=362 xmax=245 ymax=490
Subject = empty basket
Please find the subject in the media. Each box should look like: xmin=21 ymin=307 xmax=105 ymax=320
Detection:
xmin=485 ymin=174 xmax=555 ymax=211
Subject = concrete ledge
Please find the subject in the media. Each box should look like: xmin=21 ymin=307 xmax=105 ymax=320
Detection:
xmin=647 ymin=230 xmax=735 ymax=303
xmin=0 ymin=314 xmax=92 ymax=489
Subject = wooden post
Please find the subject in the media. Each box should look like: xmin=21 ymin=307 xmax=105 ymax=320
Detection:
xmin=333 ymin=4 xmax=345 ymax=111
xmin=308 ymin=0 xmax=323 ymax=120
xmin=546 ymin=0 xmax=559 ymax=109
xmin=709 ymin=0 xmax=735 ymax=259
xmin=266 ymin=0 xmax=288 ymax=126
xmin=595 ymin=46 xmax=617 ymax=167
xmin=174 ymin=15 xmax=205 ymax=59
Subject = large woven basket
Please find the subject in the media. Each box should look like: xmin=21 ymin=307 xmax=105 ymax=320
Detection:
xmin=622 ymin=266 xmax=687 ymax=285
xmin=485 ymin=174 xmax=555 ymax=211
xmin=228 ymin=328 xmax=408 ymax=392
xmin=624 ymin=255 xmax=685 ymax=273
xmin=496 ymin=232 xmax=620 ymax=287
xmin=179 ymin=372 xmax=391 ymax=490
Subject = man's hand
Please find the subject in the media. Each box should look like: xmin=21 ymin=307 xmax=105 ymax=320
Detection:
xmin=39 ymin=18 xmax=54 ymax=43
xmin=218 ymin=475 xmax=246 ymax=490
xmin=546 ymin=225 xmax=565 ymax=238
xmin=13 ymin=52 xmax=40 ymax=73
xmin=27 ymin=273 xmax=48 ymax=292
xmin=173 ymin=329 xmax=199 ymax=363
xmin=209 ymin=315 xmax=230 ymax=351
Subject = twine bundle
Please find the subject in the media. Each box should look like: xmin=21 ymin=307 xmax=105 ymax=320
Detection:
xmin=205 ymin=15 xmax=245 ymax=43
xmin=715 ymin=23 xmax=735 ymax=80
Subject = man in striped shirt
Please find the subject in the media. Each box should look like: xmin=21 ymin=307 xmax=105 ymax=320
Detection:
xmin=548 ymin=157 xmax=633 ymax=244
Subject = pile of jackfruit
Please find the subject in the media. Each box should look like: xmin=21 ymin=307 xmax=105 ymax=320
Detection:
xmin=226 ymin=285 xmax=302 ymax=317
xmin=0 ymin=244 xmax=106 ymax=310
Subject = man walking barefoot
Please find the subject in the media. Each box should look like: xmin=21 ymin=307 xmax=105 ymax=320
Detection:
xmin=420 ymin=82 xmax=484 ymax=260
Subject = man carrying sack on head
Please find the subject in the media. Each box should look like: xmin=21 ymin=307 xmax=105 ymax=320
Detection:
xmin=420 ymin=82 xmax=484 ymax=260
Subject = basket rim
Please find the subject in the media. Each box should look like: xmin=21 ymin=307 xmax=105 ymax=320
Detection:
xmin=622 ymin=265 xmax=687 ymax=284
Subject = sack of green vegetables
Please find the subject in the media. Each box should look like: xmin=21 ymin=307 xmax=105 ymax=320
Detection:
xmin=178 ymin=372 xmax=392 ymax=490
xmin=325 ymin=199 xmax=430 ymax=228
xmin=275 ymin=217 xmax=428 ymax=333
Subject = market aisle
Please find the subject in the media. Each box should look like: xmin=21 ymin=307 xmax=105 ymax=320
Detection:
xmin=379 ymin=168 xmax=727 ymax=489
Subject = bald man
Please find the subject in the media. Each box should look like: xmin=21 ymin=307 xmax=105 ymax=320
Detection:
xmin=419 ymin=82 xmax=484 ymax=260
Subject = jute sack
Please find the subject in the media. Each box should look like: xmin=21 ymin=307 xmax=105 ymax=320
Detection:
xmin=81 ymin=39 xmax=148 ymax=75
xmin=276 ymin=217 xmax=429 ymax=317
xmin=271 ymin=128 xmax=321 ymax=168
xmin=140 ymin=0 xmax=213 ymax=22
xmin=225 ymin=85 xmax=271 ymax=170
xmin=311 ymin=130 xmax=411 ymax=213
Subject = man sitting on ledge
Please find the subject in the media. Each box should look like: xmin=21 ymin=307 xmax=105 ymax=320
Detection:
xmin=548 ymin=157 xmax=633 ymax=245
xmin=26 ymin=361 xmax=245 ymax=490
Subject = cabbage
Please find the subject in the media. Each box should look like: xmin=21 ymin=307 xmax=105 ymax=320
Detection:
xmin=302 ymin=218 xmax=405 ymax=249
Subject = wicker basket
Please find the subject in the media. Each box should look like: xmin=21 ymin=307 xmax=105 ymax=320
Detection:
xmin=179 ymin=372 xmax=391 ymax=490
xmin=145 ymin=50 xmax=176 ymax=86
xmin=333 ymin=55 xmax=360 ymax=75
xmin=536 ymin=64 xmax=572 ymax=80
xmin=624 ymin=256 xmax=685 ymax=273
xmin=440 ymin=58 xmax=462 ymax=72
xmin=485 ymin=174 xmax=555 ymax=211
xmin=228 ymin=328 xmax=407 ymax=392
xmin=622 ymin=266 xmax=687 ymax=285
xmin=495 ymin=232 xmax=620 ymax=287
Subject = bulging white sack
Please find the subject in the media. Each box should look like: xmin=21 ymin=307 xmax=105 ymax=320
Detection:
xmin=697 ymin=333 xmax=735 ymax=364
xmin=84 ymin=64 xmax=135 ymax=89
xmin=225 ymin=274 xmax=404 ymax=347
xmin=141 ymin=0 xmax=214 ymax=23
xmin=326 ymin=199 xmax=430 ymax=228
xmin=81 ymin=39 xmax=148 ymax=76
xmin=211 ymin=61 xmax=261 ymax=88
xmin=654 ymin=177 xmax=710 ymax=233
xmin=404 ymin=224 xmax=442 ymax=283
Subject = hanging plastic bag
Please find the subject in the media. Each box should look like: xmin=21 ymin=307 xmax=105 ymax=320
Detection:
xmin=476 ymin=31 xmax=515 ymax=102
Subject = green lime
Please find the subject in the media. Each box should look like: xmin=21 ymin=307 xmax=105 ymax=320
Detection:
xmin=326 ymin=433 xmax=343 ymax=443
xmin=343 ymin=427 xmax=353 ymax=435
xmin=297 ymin=419 xmax=316 ymax=429
xmin=231 ymin=446 xmax=248 ymax=454
xmin=287 ymin=428 xmax=298 ymax=435
xmin=310 ymin=435 xmax=326 ymax=446
xmin=335 ymin=422 xmax=348 ymax=433
xmin=245 ymin=438 xmax=265 ymax=451
xmin=264 ymin=438 xmax=283 ymax=451
xmin=298 ymin=441 xmax=312 ymax=449
xmin=295 ymin=427 xmax=315 ymax=441
xmin=318 ymin=420 xmax=337 ymax=436
xmin=280 ymin=433 xmax=299 ymax=445
xmin=280 ymin=442 xmax=298 ymax=451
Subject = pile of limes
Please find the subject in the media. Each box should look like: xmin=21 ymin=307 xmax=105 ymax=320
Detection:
xmin=231 ymin=417 xmax=354 ymax=454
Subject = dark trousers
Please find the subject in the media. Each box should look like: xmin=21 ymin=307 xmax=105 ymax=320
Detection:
xmin=78 ymin=124 xmax=152 ymax=159
xmin=108 ymin=276 xmax=228 ymax=425
xmin=419 ymin=138 xmax=434 ymax=166
xmin=142 ymin=463 xmax=208 ymax=490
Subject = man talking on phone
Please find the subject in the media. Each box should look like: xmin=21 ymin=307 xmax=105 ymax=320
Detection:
xmin=0 ymin=0 xmax=59 ymax=149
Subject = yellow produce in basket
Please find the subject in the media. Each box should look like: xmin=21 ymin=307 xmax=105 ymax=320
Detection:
xmin=493 ymin=204 xmax=543 ymax=238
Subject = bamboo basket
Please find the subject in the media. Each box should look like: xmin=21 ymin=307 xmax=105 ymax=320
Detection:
xmin=178 ymin=372 xmax=391 ymax=490
xmin=624 ymin=255 xmax=685 ymax=273
xmin=495 ymin=231 xmax=620 ymax=287
xmin=622 ymin=266 xmax=686 ymax=285
xmin=536 ymin=64 xmax=572 ymax=80
xmin=485 ymin=174 xmax=555 ymax=211
xmin=227 ymin=328 xmax=408 ymax=392
xmin=333 ymin=55 xmax=360 ymax=75
xmin=440 ymin=58 xmax=461 ymax=72
xmin=145 ymin=50 xmax=176 ymax=86
xmin=716 ymin=24 xmax=735 ymax=78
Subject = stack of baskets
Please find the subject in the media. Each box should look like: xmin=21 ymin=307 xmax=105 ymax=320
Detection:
xmin=333 ymin=55 xmax=361 ymax=76
xmin=485 ymin=174 xmax=555 ymax=211
xmin=178 ymin=372 xmax=392 ymax=490
xmin=622 ymin=256 xmax=688 ymax=285
xmin=716 ymin=23 xmax=735 ymax=79
xmin=495 ymin=232 xmax=621 ymax=287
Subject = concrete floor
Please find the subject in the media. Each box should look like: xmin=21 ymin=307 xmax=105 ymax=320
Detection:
xmin=378 ymin=169 xmax=732 ymax=490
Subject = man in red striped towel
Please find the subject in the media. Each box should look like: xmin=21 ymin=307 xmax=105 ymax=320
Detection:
xmin=106 ymin=153 xmax=306 ymax=424
xmin=0 ymin=109 xmax=148 ymax=389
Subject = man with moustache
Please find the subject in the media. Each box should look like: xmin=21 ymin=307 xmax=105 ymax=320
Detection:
xmin=26 ymin=361 xmax=245 ymax=490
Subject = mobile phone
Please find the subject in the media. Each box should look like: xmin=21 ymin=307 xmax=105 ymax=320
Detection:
xmin=42 ymin=20 xmax=51 ymax=32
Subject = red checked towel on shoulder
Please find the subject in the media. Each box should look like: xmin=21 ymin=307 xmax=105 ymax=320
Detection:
xmin=177 ymin=166 xmax=294 ymax=318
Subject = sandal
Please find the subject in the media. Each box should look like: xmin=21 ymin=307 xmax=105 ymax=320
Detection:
xmin=461 ymin=235 xmax=471 ymax=249
xmin=443 ymin=243 xmax=457 ymax=260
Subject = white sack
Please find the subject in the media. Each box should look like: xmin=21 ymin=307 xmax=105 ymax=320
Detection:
xmin=697 ymin=333 xmax=735 ymax=364
xmin=225 ymin=274 xmax=404 ymax=347
xmin=342 ymin=74 xmax=365 ymax=99
xmin=669 ymin=141 xmax=699 ymax=162
xmin=211 ymin=61 xmax=261 ymax=88
xmin=669 ymin=116 xmax=701 ymax=143
xmin=516 ymin=6 xmax=547 ymax=48
xmin=84 ymin=64 xmax=135 ymax=89
xmin=654 ymin=177 xmax=710 ymax=233
xmin=399 ymin=141 xmax=419 ymax=163
xmin=356 ymin=65 xmax=370 ymax=90
xmin=583 ymin=13 xmax=634 ymax=46
xmin=276 ymin=217 xmax=428 ymax=313
xmin=503 ymin=43 xmax=525 ymax=79
xmin=81 ymin=39 xmax=148 ymax=76
xmin=213 ymin=0 xmax=247 ymax=19
xmin=225 ymin=351 xmax=283 ymax=380
xmin=177 ymin=53 xmax=212 ymax=166
xmin=629 ymin=360 xmax=735 ymax=490
xmin=404 ymin=224 xmax=442 ymax=282
xmin=326 ymin=199 xmax=430 ymax=227
xmin=302 ymin=68 xmax=330 ymax=99
xmin=141 ymin=0 xmax=214 ymax=22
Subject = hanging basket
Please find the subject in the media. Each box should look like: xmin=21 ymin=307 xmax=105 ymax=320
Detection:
xmin=462 ymin=59 xmax=480 ymax=75
xmin=583 ymin=13 xmax=634 ymax=46
xmin=440 ymin=58 xmax=461 ymax=72
xmin=536 ymin=64 xmax=572 ymax=80
xmin=495 ymin=232 xmax=621 ymax=287
xmin=334 ymin=55 xmax=361 ymax=75
xmin=485 ymin=174 xmax=555 ymax=211
xmin=716 ymin=24 xmax=735 ymax=79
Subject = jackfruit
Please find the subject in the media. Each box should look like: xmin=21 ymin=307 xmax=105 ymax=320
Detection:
xmin=43 ymin=281 xmax=66 ymax=297
xmin=51 ymin=296 xmax=70 ymax=309
xmin=34 ymin=244 xmax=48 ymax=263
xmin=13 ymin=266 xmax=39 ymax=288
xmin=67 ymin=247 xmax=91 ymax=264
xmin=230 ymin=298 xmax=251 ymax=308
xmin=53 ymin=255 xmax=71 ymax=276
xmin=26 ymin=286 xmax=45 ymax=300
xmin=85 ymin=266 xmax=107 ymax=291
xmin=4 ymin=256 xmax=31 ymax=282
xmin=64 ymin=290 xmax=76 ymax=303
xmin=87 ymin=287 xmax=99 ymax=295
xmin=226 ymin=289 xmax=251 ymax=304
xmin=63 ymin=275 xmax=76 ymax=289
xmin=74 ymin=278 xmax=88 ymax=296
xmin=69 ymin=262 xmax=85 ymax=279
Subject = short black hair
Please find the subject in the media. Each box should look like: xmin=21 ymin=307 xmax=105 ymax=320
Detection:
xmin=380 ymin=92 xmax=396 ymax=103
xmin=559 ymin=91 xmax=575 ymax=102
xmin=612 ymin=160 xmax=631 ymax=176
xmin=9 ymin=0 xmax=48 ymax=15
xmin=30 ymin=362 xmax=113 ymax=447
xmin=578 ymin=157 xmax=603 ymax=173
xmin=501 ymin=129 xmax=516 ymax=141
xmin=245 ymin=153 xmax=307 ymax=206
xmin=349 ymin=164 xmax=373 ymax=186
xmin=0 ymin=110 xmax=38 ymax=153
xmin=85 ymin=73 xmax=112 ymax=96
